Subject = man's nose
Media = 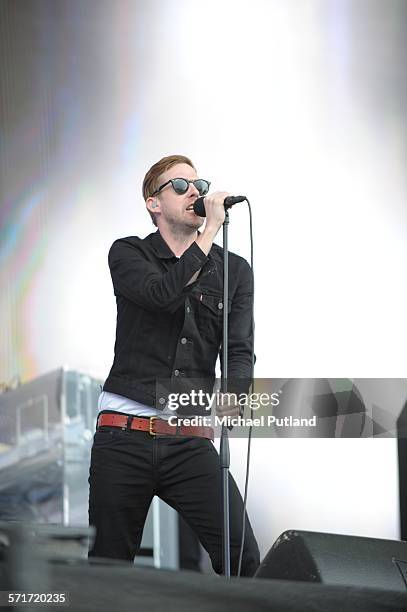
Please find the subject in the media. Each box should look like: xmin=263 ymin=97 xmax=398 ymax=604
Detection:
xmin=189 ymin=182 xmax=199 ymax=197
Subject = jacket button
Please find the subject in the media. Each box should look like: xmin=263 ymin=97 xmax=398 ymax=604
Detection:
xmin=181 ymin=337 xmax=187 ymax=344
xmin=174 ymin=369 xmax=180 ymax=376
xmin=218 ymin=302 xmax=223 ymax=310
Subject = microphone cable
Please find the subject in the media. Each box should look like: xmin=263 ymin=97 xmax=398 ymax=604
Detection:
xmin=236 ymin=197 xmax=255 ymax=577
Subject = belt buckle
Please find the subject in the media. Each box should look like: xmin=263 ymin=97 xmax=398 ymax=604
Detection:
xmin=149 ymin=416 xmax=157 ymax=436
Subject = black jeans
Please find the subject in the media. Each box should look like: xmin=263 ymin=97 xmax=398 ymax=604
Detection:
xmin=88 ymin=417 xmax=260 ymax=576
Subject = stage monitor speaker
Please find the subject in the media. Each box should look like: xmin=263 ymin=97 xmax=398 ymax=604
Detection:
xmin=254 ymin=530 xmax=407 ymax=592
xmin=0 ymin=523 xmax=406 ymax=611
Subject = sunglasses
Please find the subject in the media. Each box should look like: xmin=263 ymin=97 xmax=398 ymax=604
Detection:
xmin=151 ymin=178 xmax=211 ymax=197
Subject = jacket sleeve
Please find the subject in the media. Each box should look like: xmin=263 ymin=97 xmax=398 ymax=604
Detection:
xmin=108 ymin=239 xmax=208 ymax=311
xmin=220 ymin=257 xmax=255 ymax=397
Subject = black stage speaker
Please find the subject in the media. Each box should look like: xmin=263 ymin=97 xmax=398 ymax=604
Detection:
xmin=1 ymin=523 xmax=406 ymax=611
xmin=255 ymin=530 xmax=407 ymax=592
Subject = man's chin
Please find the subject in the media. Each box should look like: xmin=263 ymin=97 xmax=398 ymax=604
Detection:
xmin=164 ymin=214 xmax=204 ymax=233
xmin=190 ymin=221 xmax=204 ymax=230
xmin=185 ymin=217 xmax=204 ymax=230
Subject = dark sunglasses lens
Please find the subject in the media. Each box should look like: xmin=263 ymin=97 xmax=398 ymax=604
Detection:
xmin=172 ymin=178 xmax=189 ymax=194
xmin=194 ymin=180 xmax=210 ymax=196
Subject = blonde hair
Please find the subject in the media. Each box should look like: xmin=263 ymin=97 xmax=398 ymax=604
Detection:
xmin=142 ymin=155 xmax=196 ymax=226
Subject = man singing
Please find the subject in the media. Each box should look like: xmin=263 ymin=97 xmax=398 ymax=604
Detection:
xmin=88 ymin=154 xmax=260 ymax=576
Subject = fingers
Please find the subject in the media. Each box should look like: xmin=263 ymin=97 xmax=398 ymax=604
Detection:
xmin=215 ymin=404 xmax=241 ymax=417
xmin=216 ymin=392 xmax=241 ymax=417
xmin=202 ymin=191 xmax=229 ymax=229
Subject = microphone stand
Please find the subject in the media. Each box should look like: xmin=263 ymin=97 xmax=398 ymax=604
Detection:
xmin=220 ymin=210 xmax=231 ymax=577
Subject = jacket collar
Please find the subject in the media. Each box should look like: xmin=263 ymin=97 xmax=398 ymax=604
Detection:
xmin=149 ymin=230 xmax=177 ymax=259
xmin=149 ymin=230 xmax=209 ymax=261
xmin=148 ymin=230 xmax=217 ymax=276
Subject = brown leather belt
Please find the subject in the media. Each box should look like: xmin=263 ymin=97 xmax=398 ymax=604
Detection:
xmin=97 ymin=413 xmax=214 ymax=442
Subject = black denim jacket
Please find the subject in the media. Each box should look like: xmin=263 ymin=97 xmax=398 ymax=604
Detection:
xmin=103 ymin=230 xmax=254 ymax=415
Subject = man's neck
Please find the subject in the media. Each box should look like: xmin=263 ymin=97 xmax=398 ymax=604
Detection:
xmin=158 ymin=225 xmax=199 ymax=258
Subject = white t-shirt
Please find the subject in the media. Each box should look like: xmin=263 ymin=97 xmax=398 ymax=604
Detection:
xmin=98 ymin=391 xmax=174 ymax=420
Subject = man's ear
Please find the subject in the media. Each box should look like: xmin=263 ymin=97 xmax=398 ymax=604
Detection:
xmin=146 ymin=196 xmax=161 ymax=214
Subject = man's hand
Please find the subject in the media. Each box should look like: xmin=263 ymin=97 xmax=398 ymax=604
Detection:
xmin=195 ymin=191 xmax=230 ymax=257
xmin=216 ymin=393 xmax=241 ymax=418
xmin=202 ymin=191 xmax=229 ymax=231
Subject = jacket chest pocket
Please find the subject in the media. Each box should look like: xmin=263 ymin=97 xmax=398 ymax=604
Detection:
xmin=195 ymin=292 xmax=232 ymax=344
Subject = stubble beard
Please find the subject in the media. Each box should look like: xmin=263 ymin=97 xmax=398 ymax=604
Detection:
xmin=166 ymin=211 xmax=204 ymax=238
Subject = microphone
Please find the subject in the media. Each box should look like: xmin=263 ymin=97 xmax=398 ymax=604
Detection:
xmin=193 ymin=195 xmax=246 ymax=217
